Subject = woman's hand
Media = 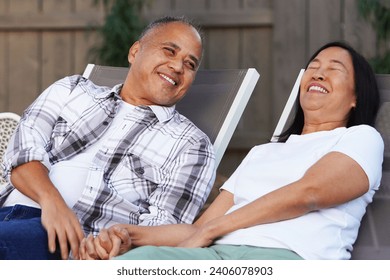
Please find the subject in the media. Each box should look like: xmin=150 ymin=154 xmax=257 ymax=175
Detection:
xmin=177 ymin=224 xmax=215 ymax=248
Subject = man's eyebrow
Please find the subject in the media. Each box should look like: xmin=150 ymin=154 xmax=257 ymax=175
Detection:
xmin=162 ymin=42 xmax=200 ymax=67
xmin=162 ymin=41 xmax=180 ymax=50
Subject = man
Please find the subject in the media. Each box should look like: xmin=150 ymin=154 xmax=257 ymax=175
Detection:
xmin=0 ymin=16 xmax=215 ymax=260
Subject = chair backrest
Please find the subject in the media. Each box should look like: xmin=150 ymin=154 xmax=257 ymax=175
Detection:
xmin=0 ymin=112 xmax=20 ymax=185
xmin=83 ymin=64 xmax=260 ymax=168
xmin=271 ymin=69 xmax=304 ymax=142
xmin=351 ymin=74 xmax=390 ymax=259
xmin=272 ymin=70 xmax=390 ymax=259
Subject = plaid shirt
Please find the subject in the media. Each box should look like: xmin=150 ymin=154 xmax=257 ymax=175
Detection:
xmin=1 ymin=75 xmax=215 ymax=235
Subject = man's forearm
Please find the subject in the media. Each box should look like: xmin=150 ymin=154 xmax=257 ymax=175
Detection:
xmin=10 ymin=160 xmax=64 ymax=206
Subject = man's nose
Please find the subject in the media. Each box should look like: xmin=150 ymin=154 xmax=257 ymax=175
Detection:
xmin=168 ymin=58 xmax=184 ymax=73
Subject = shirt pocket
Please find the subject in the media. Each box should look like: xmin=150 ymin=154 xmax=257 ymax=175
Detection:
xmin=124 ymin=154 xmax=163 ymax=184
xmin=47 ymin=116 xmax=71 ymax=150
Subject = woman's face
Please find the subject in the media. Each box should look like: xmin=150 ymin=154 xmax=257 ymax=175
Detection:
xmin=299 ymin=46 xmax=356 ymax=128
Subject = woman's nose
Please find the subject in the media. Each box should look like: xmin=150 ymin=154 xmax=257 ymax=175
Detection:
xmin=312 ymin=69 xmax=325 ymax=81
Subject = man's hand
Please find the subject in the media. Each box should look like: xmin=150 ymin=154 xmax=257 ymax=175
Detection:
xmin=40 ymin=198 xmax=84 ymax=259
xmin=9 ymin=161 xmax=84 ymax=259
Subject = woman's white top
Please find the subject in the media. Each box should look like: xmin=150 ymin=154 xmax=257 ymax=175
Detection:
xmin=215 ymin=125 xmax=384 ymax=260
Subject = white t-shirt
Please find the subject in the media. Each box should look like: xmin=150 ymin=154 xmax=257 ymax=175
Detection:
xmin=4 ymin=101 xmax=135 ymax=209
xmin=215 ymin=125 xmax=384 ymax=260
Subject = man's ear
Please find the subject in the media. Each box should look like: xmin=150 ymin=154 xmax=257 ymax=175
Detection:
xmin=128 ymin=41 xmax=140 ymax=64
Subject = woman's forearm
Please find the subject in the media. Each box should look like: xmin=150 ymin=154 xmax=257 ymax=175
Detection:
xmin=124 ymin=223 xmax=200 ymax=247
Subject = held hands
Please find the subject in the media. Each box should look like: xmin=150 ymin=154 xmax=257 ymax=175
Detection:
xmin=79 ymin=225 xmax=132 ymax=260
xmin=79 ymin=222 xmax=217 ymax=259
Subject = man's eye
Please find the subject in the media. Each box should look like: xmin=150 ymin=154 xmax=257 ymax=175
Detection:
xmin=164 ymin=47 xmax=175 ymax=55
xmin=186 ymin=61 xmax=196 ymax=70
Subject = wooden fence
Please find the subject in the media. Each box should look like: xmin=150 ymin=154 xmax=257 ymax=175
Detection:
xmin=0 ymin=0 xmax=379 ymax=176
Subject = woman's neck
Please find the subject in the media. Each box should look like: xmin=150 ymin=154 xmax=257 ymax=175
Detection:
xmin=302 ymin=121 xmax=347 ymax=134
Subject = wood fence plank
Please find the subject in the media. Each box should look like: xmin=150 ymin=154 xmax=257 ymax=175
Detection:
xmin=272 ymin=0 xmax=306 ymax=129
xmin=42 ymin=33 xmax=74 ymax=88
xmin=0 ymin=0 xmax=8 ymax=15
xmin=75 ymin=0 xmax=88 ymax=11
xmin=174 ymin=0 xmax=206 ymax=10
xmin=6 ymin=0 xmax=40 ymax=114
xmin=75 ymin=0 xmax=101 ymax=12
xmin=9 ymin=0 xmax=39 ymax=14
xmin=209 ymin=0 xmax=241 ymax=9
xmin=308 ymin=0 xmax=341 ymax=52
xmin=243 ymin=0 xmax=272 ymax=9
xmin=44 ymin=0 xmax=72 ymax=11
xmin=235 ymin=28 xmax=273 ymax=146
xmin=206 ymin=28 xmax=240 ymax=68
xmin=8 ymin=32 xmax=40 ymax=114
xmin=0 ymin=32 xmax=7 ymax=111
xmin=343 ymin=0 xmax=377 ymax=59
xmin=41 ymin=0 xmax=74 ymax=89
xmin=0 ymin=0 xmax=9 ymax=111
xmin=74 ymin=31 xmax=101 ymax=74
xmin=74 ymin=1 xmax=102 ymax=74
xmin=143 ymin=0 xmax=173 ymax=13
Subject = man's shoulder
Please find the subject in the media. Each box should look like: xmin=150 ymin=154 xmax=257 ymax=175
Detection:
xmin=172 ymin=111 xmax=212 ymax=144
xmin=59 ymin=75 xmax=114 ymax=97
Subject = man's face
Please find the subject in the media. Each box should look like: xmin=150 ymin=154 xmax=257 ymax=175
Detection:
xmin=123 ymin=22 xmax=202 ymax=107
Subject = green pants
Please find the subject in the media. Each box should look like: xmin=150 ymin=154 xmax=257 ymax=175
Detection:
xmin=115 ymin=244 xmax=303 ymax=260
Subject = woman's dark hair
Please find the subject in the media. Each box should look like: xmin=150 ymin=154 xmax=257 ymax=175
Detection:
xmin=277 ymin=41 xmax=380 ymax=142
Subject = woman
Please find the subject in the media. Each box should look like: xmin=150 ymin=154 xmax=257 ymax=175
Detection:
xmin=80 ymin=41 xmax=384 ymax=260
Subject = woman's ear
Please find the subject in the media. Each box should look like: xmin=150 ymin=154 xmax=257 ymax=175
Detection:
xmin=351 ymin=95 xmax=357 ymax=109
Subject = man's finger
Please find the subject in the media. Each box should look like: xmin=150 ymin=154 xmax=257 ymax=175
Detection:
xmin=79 ymin=238 xmax=87 ymax=260
xmin=46 ymin=226 xmax=57 ymax=254
xmin=85 ymin=233 xmax=98 ymax=259
xmin=108 ymin=235 xmax=123 ymax=259
xmin=94 ymin=236 xmax=110 ymax=260
xmin=66 ymin=227 xmax=83 ymax=260
xmin=56 ymin=229 xmax=70 ymax=260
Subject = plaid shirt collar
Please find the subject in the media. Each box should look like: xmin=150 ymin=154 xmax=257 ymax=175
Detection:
xmin=103 ymin=83 xmax=176 ymax=124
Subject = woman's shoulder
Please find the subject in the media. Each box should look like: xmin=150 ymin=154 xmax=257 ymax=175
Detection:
xmin=346 ymin=124 xmax=382 ymax=138
xmin=344 ymin=124 xmax=384 ymax=148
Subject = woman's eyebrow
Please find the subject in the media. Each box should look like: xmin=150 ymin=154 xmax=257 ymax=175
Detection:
xmin=329 ymin=59 xmax=347 ymax=69
xmin=309 ymin=58 xmax=347 ymax=69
